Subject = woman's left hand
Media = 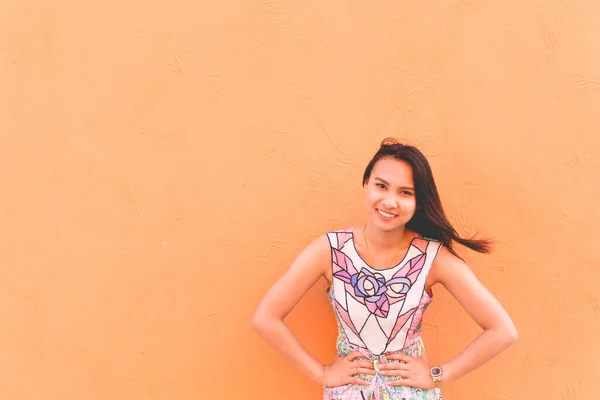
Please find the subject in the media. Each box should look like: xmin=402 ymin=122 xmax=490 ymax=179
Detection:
xmin=377 ymin=353 xmax=437 ymax=389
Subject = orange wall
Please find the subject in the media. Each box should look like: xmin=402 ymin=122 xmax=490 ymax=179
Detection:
xmin=1 ymin=1 xmax=599 ymax=399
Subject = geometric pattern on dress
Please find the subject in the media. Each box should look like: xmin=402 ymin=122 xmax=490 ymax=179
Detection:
xmin=324 ymin=229 xmax=443 ymax=400
xmin=405 ymin=291 xmax=433 ymax=344
xmin=328 ymin=229 xmax=439 ymax=355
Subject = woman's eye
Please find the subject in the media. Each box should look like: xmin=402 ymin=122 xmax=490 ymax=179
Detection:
xmin=376 ymin=183 xmax=386 ymax=189
xmin=401 ymin=191 xmax=413 ymax=196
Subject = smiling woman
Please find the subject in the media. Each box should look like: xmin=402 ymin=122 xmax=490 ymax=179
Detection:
xmin=252 ymin=138 xmax=518 ymax=400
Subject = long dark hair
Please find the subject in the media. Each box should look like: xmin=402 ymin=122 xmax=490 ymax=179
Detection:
xmin=363 ymin=138 xmax=491 ymax=256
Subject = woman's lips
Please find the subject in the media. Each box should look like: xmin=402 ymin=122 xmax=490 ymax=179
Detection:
xmin=377 ymin=209 xmax=397 ymax=220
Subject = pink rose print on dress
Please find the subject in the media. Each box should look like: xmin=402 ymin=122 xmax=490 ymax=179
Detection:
xmin=333 ymin=246 xmax=427 ymax=319
xmin=350 ymin=268 xmax=412 ymax=318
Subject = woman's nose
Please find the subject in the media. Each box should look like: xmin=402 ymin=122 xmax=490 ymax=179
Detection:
xmin=382 ymin=196 xmax=398 ymax=208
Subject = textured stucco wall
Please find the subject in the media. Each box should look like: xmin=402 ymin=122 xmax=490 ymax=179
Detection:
xmin=1 ymin=1 xmax=599 ymax=399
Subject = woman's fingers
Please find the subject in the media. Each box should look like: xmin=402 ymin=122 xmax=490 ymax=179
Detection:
xmin=379 ymin=368 xmax=409 ymax=376
xmin=351 ymin=377 xmax=373 ymax=386
xmin=385 ymin=353 xmax=412 ymax=363
xmin=387 ymin=377 xmax=412 ymax=387
xmin=378 ymin=362 xmax=409 ymax=372
xmin=353 ymin=360 xmax=375 ymax=369
xmin=352 ymin=367 xmax=376 ymax=376
xmin=345 ymin=350 xmax=366 ymax=361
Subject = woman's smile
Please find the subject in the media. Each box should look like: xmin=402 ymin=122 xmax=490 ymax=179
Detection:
xmin=377 ymin=209 xmax=398 ymax=220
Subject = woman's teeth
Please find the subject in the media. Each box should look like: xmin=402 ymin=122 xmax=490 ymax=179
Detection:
xmin=378 ymin=210 xmax=396 ymax=218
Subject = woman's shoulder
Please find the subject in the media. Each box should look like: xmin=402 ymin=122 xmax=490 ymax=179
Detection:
xmin=321 ymin=227 xmax=355 ymax=251
xmin=430 ymin=243 xmax=470 ymax=281
xmin=324 ymin=226 xmax=354 ymax=234
xmin=323 ymin=226 xmax=354 ymax=240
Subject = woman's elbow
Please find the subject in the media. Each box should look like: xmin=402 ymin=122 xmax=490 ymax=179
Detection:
xmin=251 ymin=311 xmax=266 ymax=332
xmin=251 ymin=310 xmax=279 ymax=333
xmin=503 ymin=323 xmax=519 ymax=346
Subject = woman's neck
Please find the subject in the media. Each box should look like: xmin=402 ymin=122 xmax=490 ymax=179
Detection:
xmin=363 ymin=223 xmax=409 ymax=251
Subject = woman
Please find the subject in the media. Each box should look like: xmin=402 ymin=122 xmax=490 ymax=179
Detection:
xmin=252 ymin=138 xmax=518 ymax=400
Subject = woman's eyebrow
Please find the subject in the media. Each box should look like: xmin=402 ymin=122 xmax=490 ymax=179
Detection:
xmin=373 ymin=177 xmax=390 ymax=185
xmin=373 ymin=177 xmax=414 ymax=190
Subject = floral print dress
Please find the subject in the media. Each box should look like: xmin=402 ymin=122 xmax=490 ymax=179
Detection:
xmin=324 ymin=228 xmax=443 ymax=400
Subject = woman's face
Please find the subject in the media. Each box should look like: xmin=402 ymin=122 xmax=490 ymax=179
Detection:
xmin=364 ymin=156 xmax=417 ymax=232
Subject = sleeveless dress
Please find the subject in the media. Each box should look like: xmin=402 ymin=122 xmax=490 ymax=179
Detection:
xmin=324 ymin=228 xmax=443 ymax=400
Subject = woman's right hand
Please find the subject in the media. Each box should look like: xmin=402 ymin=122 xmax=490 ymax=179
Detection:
xmin=319 ymin=350 xmax=375 ymax=387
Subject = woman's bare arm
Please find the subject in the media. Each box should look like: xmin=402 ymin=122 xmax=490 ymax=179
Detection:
xmin=251 ymin=235 xmax=332 ymax=383
xmin=430 ymin=246 xmax=519 ymax=384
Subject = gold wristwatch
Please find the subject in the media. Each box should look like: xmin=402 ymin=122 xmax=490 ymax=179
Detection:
xmin=429 ymin=366 xmax=443 ymax=384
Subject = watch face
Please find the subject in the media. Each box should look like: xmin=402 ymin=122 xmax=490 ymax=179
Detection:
xmin=431 ymin=367 xmax=442 ymax=376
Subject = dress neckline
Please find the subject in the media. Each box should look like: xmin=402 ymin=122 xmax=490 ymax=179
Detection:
xmin=349 ymin=227 xmax=421 ymax=272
